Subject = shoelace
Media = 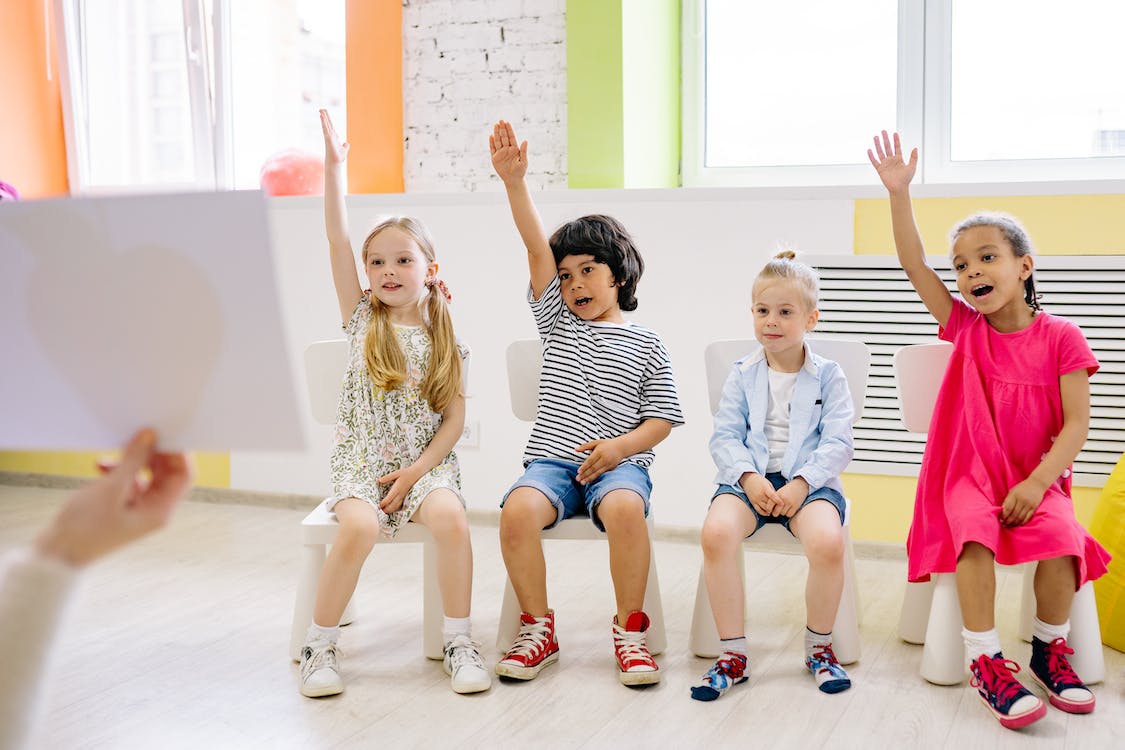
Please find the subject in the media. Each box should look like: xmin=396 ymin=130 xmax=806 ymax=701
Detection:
xmin=971 ymin=655 xmax=1026 ymax=707
xmin=302 ymin=644 xmax=340 ymax=676
xmin=1043 ymin=638 xmax=1082 ymax=687
xmin=447 ymin=636 xmax=485 ymax=671
xmin=809 ymin=645 xmax=843 ymax=675
xmin=612 ymin=625 xmax=654 ymax=664
xmin=506 ymin=619 xmax=551 ymax=658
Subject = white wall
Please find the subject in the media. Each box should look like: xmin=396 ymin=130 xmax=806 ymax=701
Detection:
xmin=230 ymin=188 xmax=855 ymax=531
xmin=402 ymin=0 xmax=567 ymax=192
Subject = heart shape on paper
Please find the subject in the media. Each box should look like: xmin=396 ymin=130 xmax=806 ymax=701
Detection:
xmin=26 ymin=236 xmax=224 ymax=445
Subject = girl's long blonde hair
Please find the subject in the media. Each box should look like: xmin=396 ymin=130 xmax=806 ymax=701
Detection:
xmin=360 ymin=217 xmax=462 ymax=414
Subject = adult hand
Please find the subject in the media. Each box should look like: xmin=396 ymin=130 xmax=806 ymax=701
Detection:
xmin=35 ymin=430 xmax=192 ymax=567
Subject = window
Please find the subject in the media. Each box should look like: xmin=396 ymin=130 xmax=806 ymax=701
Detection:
xmin=684 ymin=0 xmax=1125 ymax=186
xmin=53 ymin=0 xmax=345 ymax=193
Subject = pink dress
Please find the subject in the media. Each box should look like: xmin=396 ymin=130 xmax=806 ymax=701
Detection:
xmin=907 ymin=298 xmax=1111 ymax=586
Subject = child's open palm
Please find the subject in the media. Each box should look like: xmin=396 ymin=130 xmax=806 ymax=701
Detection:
xmin=320 ymin=109 xmax=349 ymax=165
xmin=490 ymin=120 xmax=528 ymax=184
xmin=867 ymin=130 xmax=917 ymax=193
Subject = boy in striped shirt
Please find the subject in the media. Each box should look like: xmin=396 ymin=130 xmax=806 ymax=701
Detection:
xmin=489 ymin=120 xmax=684 ymax=686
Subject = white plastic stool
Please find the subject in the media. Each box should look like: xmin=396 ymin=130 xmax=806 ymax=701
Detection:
xmin=892 ymin=342 xmax=1105 ymax=685
xmin=901 ymin=570 xmax=1105 ymax=685
xmin=688 ymin=499 xmax=862 ymax=664
xmin=495 ymin=515 xmax=667 ymax=655
xmin=289 ymin=501 xmax=443 ymax=661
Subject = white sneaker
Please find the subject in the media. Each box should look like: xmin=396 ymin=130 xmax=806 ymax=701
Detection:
xmin=444 ymin=634 xmax=491 ymax=694
xmin=300 ymin=640 xmax=344 ymax=698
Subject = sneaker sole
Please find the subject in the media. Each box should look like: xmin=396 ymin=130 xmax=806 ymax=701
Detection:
xmin=1030 ymin=671 xmax=1096 ymax=714
xmin=495 ymin=650 xmax=559 ymax=680
xmin=300 ymin=683 xmax=344 ymax=698
xmin=451 ymin=677 xmax=492 ymax=695
xmin=977 ymin=692 xmax=1047 ymax=730
xmin=620 ymin=668 xmax=661 ymax=686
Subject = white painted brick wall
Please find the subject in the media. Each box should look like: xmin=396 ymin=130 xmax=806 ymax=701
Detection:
xmin=402 ymin=0 xmax=567 ymax=192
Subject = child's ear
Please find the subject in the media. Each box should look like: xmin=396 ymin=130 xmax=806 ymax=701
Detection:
xmin=1019 ymin=254 xmax=1034 ymax=280
xmin=806 ymin=308 xmax=820 ymax=331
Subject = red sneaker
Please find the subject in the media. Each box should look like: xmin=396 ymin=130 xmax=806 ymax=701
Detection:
xmin=495 ymin=610 xmax=560 ymax=680
xmin=969 ymin=653 xmax=1046 ymax=730
xmin=613 ymin=611 xmax=660 ymax=686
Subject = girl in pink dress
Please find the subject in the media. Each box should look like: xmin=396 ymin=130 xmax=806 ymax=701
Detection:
xmin=869 ymin=131 xmax=1110 ymax=731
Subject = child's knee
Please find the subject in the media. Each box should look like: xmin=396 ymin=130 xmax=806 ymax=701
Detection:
xmin=701 ymin=517 xmax=742 ymax=557
xmin=500 ymin=489 xmax=553 ymax=540
xmin=595 ymin=490 xmax=645 ymax=527
xmin=337 ymin=512 xmax=380 ymax=550
xmin=804 ymin=528 xmax=844 ymax=567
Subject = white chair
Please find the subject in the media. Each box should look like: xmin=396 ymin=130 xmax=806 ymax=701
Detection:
xmin=495 ymin=339 xmax=667 ymax=655
xmin=687 ymin=338 xmax=868 ymax=663
xmin=893 ymin=342 xmax=1105 ymax=685
xmin=289 ymin=339 xmax=451 ymax=662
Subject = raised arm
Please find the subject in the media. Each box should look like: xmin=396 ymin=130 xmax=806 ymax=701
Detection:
xmin=321 ymin=109 xmax=364 ymax=323
xmin=489 ymin=120 xmax=557 ymax=298
xmin=868 ymin=131 xmax=953 ymax=327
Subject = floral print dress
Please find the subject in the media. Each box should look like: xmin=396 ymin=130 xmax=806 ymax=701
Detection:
xmin=327 ymin=292 xmax=465 ymax=538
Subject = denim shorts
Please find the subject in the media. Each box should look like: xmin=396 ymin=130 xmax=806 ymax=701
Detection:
xmin=712 ymin=471 xmax=845 ymax=536
xmin=502 ymin=457 xmax=652 ymax=532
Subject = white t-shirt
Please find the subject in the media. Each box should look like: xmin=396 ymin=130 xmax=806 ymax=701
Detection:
xmin=764 ymin=367 xmax=798 ymax=473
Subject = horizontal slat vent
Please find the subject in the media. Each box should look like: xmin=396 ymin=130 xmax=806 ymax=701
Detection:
xmin=808 ymin=255 xmax=1125 ymax=485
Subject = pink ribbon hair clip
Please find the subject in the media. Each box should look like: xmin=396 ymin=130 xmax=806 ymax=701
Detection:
xmin=427 ymin=278 xmax=452 ymax=302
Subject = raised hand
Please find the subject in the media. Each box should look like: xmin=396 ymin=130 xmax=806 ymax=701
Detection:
xmin=321 ymin=109 xmax=349 ymax=165
xmin=867 ymin=130 xmax=917 ymax=194
xmin=490 ymin=119 xmax=529 ymax=185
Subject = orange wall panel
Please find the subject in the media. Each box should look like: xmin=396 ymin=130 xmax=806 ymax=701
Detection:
xmin=345 ymin=0 xmax=404 ymax=193
xmin=0 ymin=1 xmax=69 ymax=198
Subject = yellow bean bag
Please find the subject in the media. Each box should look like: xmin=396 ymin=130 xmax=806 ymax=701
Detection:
xmin=1091 ymin=452 xmax=1125 ymax=653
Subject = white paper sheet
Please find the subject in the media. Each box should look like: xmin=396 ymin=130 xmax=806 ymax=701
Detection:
xmin=0 ymin=190 xmax=306 ymax=452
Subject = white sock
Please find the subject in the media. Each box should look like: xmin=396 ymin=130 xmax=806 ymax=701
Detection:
xmin=962 ymin=627 xmax=1002 ymax=661
xmin=1033 ymin=616 xmax=1069 ymax=643
xmin=804 ymin=627 xmax=831 ymax=657
xmin=720 ymin=636 xmax=748 ymax=655
xmin=443 ymin=616 xmax=472 ymax=643
xmin=306 ymin=622 xmax=340 ymax=646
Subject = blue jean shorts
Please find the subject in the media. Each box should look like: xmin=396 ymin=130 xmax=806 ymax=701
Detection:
xmin=502 ymin=457 xmax=652 ymax=532
xmin=712 ymin=472 xmax=845 ymax=536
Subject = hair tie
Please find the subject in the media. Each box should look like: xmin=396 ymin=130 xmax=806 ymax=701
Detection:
xmin=427 ymin=277 xmax=452 ymax=302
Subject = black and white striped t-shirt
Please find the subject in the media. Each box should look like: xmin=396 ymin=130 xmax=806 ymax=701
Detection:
xmin=523 ymin=275 xmax=684 ymax=468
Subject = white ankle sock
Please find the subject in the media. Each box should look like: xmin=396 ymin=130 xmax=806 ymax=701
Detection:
xmin=1033 ymin=616 xmax=1069 ymax=643
xmin=962 ymin=627 xmax=1002 ymax=660
xmin=307 ymin=622 xmax=340 ymax=645
xmin=443 ymin=616 xmax=472 ymax=643
xmin=804 ymin=627 xmax=831 ymax=657
xmin=720 ymin=636 xmax=748 ymax=655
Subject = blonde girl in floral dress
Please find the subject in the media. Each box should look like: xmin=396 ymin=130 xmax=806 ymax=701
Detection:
xmin=298 ymin=110 xmax=489 ymax=698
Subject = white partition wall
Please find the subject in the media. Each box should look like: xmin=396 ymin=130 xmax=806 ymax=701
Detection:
xmin=230 ymin=188 xmax=856 ymax=531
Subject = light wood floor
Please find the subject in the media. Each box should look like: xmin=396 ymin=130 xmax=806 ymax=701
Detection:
xmin=1 ymin=485 xmax=1122 ymax=750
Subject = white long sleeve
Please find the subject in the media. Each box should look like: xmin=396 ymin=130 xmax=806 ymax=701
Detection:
xmin=0 ymin=547 xmax=79 ymax=750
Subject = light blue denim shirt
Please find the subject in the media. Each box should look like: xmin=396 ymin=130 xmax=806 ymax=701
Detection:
xmin=709 ymin=342 xmax=854 ymax=494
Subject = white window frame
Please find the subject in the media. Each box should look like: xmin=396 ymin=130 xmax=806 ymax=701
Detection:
xmin=684 ymin=0 xmax=1125 ymax=187
xmin=52 ymin=0 xmax=235 ymax=194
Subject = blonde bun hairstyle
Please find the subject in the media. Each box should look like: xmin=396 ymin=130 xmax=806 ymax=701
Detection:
xmin=754 ymin=249 xmax=819 ymax=311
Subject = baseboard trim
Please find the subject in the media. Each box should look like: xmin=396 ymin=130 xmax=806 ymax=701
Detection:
xmin=0 ymin=472 xmax=905 ymax=560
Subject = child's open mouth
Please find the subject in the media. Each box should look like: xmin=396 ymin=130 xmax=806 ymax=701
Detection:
xmin=574 ymin=296 xmax=591 ymax=307
xmin=971 ymin=284 xmax=993 ymax=298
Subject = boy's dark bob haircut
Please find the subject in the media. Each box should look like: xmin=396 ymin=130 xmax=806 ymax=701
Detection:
xmin=548 ymin=214 xmax=644 ymax=311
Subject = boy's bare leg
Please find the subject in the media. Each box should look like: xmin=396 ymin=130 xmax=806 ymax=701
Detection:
xmin=499 ymin=487 xmax=557 ymax=617
xmin=701 ymin=494 xmax=758 ymax=638
xmin=790 ymin=501 xmax=845 ymax=634
xmin=597 ymin=489 xmax=649 ymax=624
